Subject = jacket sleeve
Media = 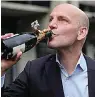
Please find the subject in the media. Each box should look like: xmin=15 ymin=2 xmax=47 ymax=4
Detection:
xmin=2 ymin=61 xmax=31 ymax=97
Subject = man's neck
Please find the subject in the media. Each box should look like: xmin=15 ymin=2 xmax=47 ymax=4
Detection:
xmin=57 ymin=48 xmax=82 ymax=75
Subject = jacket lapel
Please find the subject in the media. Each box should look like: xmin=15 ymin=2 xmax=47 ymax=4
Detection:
xmin=45 ymin=55 xmax=65 ymax=97
xmin=84 ymin=55 xmax=95 ymax=97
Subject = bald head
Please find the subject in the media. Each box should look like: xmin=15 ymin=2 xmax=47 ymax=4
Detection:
xmin=52 ymin=3 xmax=89 ymax=30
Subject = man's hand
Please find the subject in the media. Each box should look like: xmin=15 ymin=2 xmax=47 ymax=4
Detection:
xmin=1 ymin=33 xmax=22 ymax=76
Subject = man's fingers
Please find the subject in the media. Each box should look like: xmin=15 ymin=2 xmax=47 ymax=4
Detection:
xmin=16 ymin=51 xmax=22 ymax=61
xmin=1 ymin=33 xmax=14 ymax=39
xmin=1 ymin=51 xmax=22 ymax=75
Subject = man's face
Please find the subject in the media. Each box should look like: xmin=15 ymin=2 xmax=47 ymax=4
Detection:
xmin=47 ymin=5 xmax=80 ymax=49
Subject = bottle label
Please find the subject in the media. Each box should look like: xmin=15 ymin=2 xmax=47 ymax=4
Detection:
xmin=13 ymin=43 xmax=25 ymax=56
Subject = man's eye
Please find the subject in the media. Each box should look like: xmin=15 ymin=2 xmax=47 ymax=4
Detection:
xmin=49 ymin=18 xmax=53 ymax=22
xmin=58 ymin=18 xmax=68 ymax=22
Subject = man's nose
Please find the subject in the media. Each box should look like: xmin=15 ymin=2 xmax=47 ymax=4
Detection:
xmin=48 ymin=19 xmax=57 ymax=30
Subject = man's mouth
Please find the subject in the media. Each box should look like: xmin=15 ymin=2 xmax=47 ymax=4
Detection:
xmin=48 ymin=33 xmax=58 ymax=41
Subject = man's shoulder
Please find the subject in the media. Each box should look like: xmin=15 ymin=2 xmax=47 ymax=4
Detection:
xmin=23 ymin=54 xmax=56 ymax=77
xmin=84 ymin=54 xmax=95 ymax=63
xmin=32 ymin=54 xmax=55 ymax=64
xmin=25 ymin=54 xmax=56 ymax=70
xmin=84 ymin=54 xmax=95 ymax=70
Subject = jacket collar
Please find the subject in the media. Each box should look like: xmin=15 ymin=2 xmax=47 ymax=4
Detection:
xmin=84 ymin=54 xmax=95 ymax=97
xmin=84 ymin=54 xmax=95 ymax=71
xmin=45 ymin=54 xmax=65 ymax=97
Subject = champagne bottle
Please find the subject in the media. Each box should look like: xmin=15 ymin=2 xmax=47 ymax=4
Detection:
xmin=1 ymin=30 xmax=52 ymax=59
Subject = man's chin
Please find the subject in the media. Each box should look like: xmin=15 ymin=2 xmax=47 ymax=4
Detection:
xmin=48 ymin=46 xmax=55 ymax=49
xmin=47 ymin=44 xmax=53 ymax=48
xmin=47 ymin=44 xmax=57 ymax=49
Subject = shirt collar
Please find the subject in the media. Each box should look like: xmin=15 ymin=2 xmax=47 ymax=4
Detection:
xmin=56 ymin=52 xmax=87 ymax=71
xmin=76 ymin=53 xmax=87 ymax=71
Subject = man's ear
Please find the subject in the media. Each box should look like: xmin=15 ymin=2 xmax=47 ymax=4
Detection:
xmin=77 ymin=27 xmax=88 ymax=40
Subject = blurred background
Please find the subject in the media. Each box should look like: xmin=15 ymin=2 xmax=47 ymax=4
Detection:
xmin=1 ymin=0 xmax=95 ymax=87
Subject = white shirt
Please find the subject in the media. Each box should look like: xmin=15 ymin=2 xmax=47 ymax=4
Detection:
xmin=56 ymin=53 xmax=89 ymax=97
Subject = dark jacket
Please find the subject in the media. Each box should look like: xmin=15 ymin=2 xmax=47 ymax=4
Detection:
xmin=2 ymin=54 xmax=95 ymax=97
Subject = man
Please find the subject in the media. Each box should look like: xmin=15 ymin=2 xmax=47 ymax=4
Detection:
xmin=1 ymin=3 xmax=95 ymax=97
